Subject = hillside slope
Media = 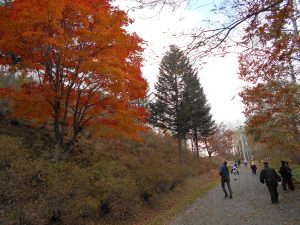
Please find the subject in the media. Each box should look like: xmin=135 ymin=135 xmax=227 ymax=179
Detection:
xmin=0 ymin=120 xmax=218 ymax=225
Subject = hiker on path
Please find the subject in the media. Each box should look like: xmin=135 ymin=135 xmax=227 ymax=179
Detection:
xmin=260 ymin=161 xmax=281 ymax=204
xmin=219 ymin=161 xmax=232 ymax=199
xmin=234 ymin=161 xmax=238 ymax=167
xmin=243 ymin=159 xmax=248 ymax=167
xmin=251 ymin=161 xmax=257 ymax=175
xmin=286 ymin=162 xmax=295 ymax=190
xmin=231 ymin=163 xmax=239 ymax=180
xmin=279 ymin=161 xmax=295 ymax=191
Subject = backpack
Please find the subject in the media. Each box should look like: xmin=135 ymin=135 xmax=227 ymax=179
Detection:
xmin=219 ymin=165 xmax=229 ymax=177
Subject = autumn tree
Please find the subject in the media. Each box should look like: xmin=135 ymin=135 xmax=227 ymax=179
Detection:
xmin=0 ymin=0 xmax=148 ymax=155
xmin=238 ymin=0 xmax=300 ymax=160
xmin=203 ymin=123 xmax=233 ymax=159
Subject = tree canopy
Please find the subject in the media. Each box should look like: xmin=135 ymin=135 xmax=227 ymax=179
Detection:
xmin=237 ymin=0 xmax=300 ymax=161
xmin=0 ymin=0 xmax=148 ymax=152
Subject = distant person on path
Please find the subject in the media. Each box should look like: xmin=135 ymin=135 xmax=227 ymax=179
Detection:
xmin=250 ymin=161 xmax=257 ymax=175
xmin=260 ymin=161 xmax=281 ymax=204
xmin=231 ymin=163 xmax=239 ymax=180
xmin=219 ymin=161 xmax=232 ymax=199
xmin=237 ymin=159 xmax=241 ymax=167
xmin=279 ymin=161 xmax=295 ymax=192
xmin=234 ymin=161 xmax=238 ymax=168
xmin=243 ymin=159 xmax=248 ymax=167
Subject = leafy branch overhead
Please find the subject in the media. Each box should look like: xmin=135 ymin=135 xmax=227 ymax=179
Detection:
xmin=135 ymin=0 xmax=288 ymax=57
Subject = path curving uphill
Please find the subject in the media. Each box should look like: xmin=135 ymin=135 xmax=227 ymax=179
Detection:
xmin=168 ymin=166 xmax=300 ymax=225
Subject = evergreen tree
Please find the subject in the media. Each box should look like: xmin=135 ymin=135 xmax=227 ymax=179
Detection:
xmin=149 ymin=45 xmax=190 ymax=165
xmin=150 ymin=45 xmax=215 ymax=163
xmin=182 ymin=71 xmax=215 ymax=159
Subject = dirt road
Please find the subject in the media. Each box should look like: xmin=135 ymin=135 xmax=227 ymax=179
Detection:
xmin=168 ymin=166 xmax=300 ymax=225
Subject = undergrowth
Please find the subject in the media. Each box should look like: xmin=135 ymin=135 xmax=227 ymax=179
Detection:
xmin=0 ymin=121 xmax=218 ymax=225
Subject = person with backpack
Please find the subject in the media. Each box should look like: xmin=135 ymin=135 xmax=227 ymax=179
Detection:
xmin=233 ymin=161 xmax=238 ymax=168
xmin=260 ymin=161 xmax=281 ymax=204
xmin=231 ymin=163 xmax=239 ymax=180
xmin=219 ymin=161 xmax=232 ymax=199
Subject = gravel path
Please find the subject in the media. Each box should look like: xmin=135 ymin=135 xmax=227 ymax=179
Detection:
xmin=169 ymin=166 xmax=300 ymax=225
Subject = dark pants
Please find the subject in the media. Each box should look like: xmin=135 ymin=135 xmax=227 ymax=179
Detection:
xmin=267 ymin=184 xmax=278 ymax=203
xmin=251 ymin=168 xmax=256 ymax=174
xmin=221 ymin=177 xmax=232 ymax=197
xmin=283 ymin=178 xmax=295 ymax=191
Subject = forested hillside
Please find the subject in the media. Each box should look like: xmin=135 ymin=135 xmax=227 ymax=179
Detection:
xmin=0 ymin=118 xmax=219 ymax=224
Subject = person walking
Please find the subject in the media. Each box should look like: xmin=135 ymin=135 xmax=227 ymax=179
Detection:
xmin=243 ymin=159 xmax=248 ymax=167
xmin=279 ymin=161 xmax=295 ymax=191
xmin=219 ymin=161 xmax=232 ymax=199
xmin=260 ymin=161 xmax=281 ymax=204
xmin=250 ymin=161 xmax=257 ymax=175
xmin=231 ymin=163 xmax=239 ymax=180
xmin=286 ymin=162 xmax=295 ymax=191
xmin=234 ymin=161 xmax=238 ymax=168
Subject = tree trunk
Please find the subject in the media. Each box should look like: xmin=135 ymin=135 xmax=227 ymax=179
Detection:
xmin=53 ymin=100 xmax=62 ymax=145
xmin=191 ymin=139 xmax=195 ymax=153
xmin=60 ymin=84 xmax=73 ymax=146
xmin=204 ymin=138 xmax=212 ymax=160
xmin=53 ymin=144 xmax=64 ymax=162
xmin=67 ymin=128 xmax=80 ymax=151
xmin=177 ymin=138 xmax=183 ymax=167
xmin=208 ymin=151 xmax=212 ymax=159
xmin=194 ymin=129 xmax=199 ymax=159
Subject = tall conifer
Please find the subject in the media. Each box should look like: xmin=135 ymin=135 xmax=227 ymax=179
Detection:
xmin=149 ymin=45 xmax=189 ymax=165
xmin=150 ymin=45 xmax=215 ymax=162
xmin=182 ymin=72 xmax=215 ymax=158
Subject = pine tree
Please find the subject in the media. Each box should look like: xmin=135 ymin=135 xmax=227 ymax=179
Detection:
xmin=150 ymin=45 xmax=215 ymax=163
xmin=182 ymin=71 xmax=215 ymax=159
xmin=149 ymin=45 xmax=190 ymax=165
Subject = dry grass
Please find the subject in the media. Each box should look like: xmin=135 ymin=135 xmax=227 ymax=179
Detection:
xmin=0 ymin=120 xmax=219 ymax=225
xmin=135 ymin=170 xmax=219 ymax=225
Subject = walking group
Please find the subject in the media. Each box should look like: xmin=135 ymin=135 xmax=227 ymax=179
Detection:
xmin=219 ymin=160 xmax=296 ymax=203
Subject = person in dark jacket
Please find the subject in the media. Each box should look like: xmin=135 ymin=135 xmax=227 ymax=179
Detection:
xmin=260 ymin=161 xmax=281 ymax=204
xmin=279 ymin=161 xmax=295 ymax=191
xmin=286 ymin=162 xmax=295 ymax=191
xmin=219 ymin=161 xmax=232 ymax=199
xmin=250 ymin=161 xmax=257 ymax=174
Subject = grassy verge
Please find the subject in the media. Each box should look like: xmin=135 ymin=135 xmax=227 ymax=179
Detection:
xmin=140 ymin=170 xmax=219 ymax=225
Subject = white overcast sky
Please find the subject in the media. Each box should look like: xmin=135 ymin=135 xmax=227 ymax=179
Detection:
xmin=113 ymin=0 xmax=246 ymax=128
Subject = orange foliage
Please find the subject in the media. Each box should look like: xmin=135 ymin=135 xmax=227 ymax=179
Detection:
xmin=238 ymin=0 xmax=300 ymax=144
xmin=203 ymin=123 xmax=233 ymax=157
xmin=0 ymin=0 xmax=148 ymax=147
